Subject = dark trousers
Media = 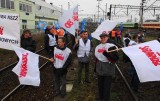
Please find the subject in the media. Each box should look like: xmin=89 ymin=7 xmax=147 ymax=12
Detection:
xmin=116 ymin=37 xmax=122 ymax=45
xmin=77 ymin=62 xmax=89 ymax=83
xmin=54 ymin=72 xmax=67 ymax=95
xmin=131 ymin=69 xmax=140 ymax=92
xmin=98 ymin=75 xmax=112 ymax=101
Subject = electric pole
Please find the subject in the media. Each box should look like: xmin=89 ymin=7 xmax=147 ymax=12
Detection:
xmin=68 ymin=2 xmax=70 ymax=10
xmin=105 ymin=3 xmax=107 ymax=20
xmin=140 ymin=0 xmax=145 ymax=28
xmin=109 ymin=4 xmax=112 ymax=20
xmin=97 ymin=0 xmax=102 ymax=22
xmin=60 ymin=5 xmax=63 ymax=15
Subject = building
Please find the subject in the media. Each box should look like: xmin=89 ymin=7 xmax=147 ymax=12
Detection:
xmin=35 ymin=0 xmax=61 ymax=26
xmin=0 ymin=0 xmax=61 ymax=33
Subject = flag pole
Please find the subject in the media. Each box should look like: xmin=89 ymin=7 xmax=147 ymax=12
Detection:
xmin=39 ymin=55 xmax=51 ymax=61
xmin=108 ymin=48 xmax=123 ymax=53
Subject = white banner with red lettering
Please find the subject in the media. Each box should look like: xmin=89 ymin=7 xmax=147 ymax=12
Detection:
xmin=12 ymin=46 xmax=40 ymax=86
xmin=91 ymin=20 xmax=118 ymax=40
xmin=122 ymin=40 xmax=160 ymax=82
xmin=73 ymin=5 xmax=79 ymax=29
xmin=0 ymin=12 xmax=20 ymax=50
xmin=58 ymin=6 xmax=78 ymax=36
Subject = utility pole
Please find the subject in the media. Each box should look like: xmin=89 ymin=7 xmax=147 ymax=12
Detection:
xmin=109 ymin=4 xmax=112 ymax=20
xmin=97 ymin=0 xmax=102 ymax=22
xmin=105 ymin=3 xmax=107 ymax=20
xmin=68 ymin=2 xmax=70 ymax=10
xmin=60 ymin=5 xmax=63 ymax=15
xmin=140 ymin=0 xmax=146 ymax=28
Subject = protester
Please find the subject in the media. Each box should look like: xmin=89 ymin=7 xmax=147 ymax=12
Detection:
xmin=123 ymin=34 xmax=140 ymax=92
xmin=138 ymin=31 xmax=144 ymax=43
xmin=116 ymin=29 xmax=122 ymax=44
xmin=21 ymin=29 xmax=36 ymax=52
xmin=129 ymin=34 xmax=140 ymax=92
xmin=50 ymin=37 xmax=72 ymax=98
xmin=44 ymin=28 xmax=58 ymax=56
xmin=50 ymin=25 xmax=58 ymax=35
xmin=157 ymin=35 xmax=160 ymax=43
xmin=45 ymin=26 xmax=51 ymax=34
xmin=75 ymin=29 xmax=80 ymax=40
xmin=109 ymin=29 xmax=117 ymax=42
xmin=94 ymin=32 xmax=119 ymax=101
xmin=57 ymin=27 xmax=65 ymax=37
xmin=74 ymin=30 xmax=93 ymax=84
xmin=123 ymin=33 xmax=132 ymax=47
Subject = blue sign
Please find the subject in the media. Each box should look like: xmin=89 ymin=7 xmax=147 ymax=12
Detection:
xmin=37 ymin=21 xmax=48 ymax=31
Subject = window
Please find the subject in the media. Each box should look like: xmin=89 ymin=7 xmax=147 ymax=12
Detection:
xmin=0 ymin=0 xmax=14 ymax=9
xmin=29 ymin=6 xmax=32 ymax=12
xmin=19 ymin=3 xmax=23 ymax=10
xmin=22 ymin=20 xmax=27 ymax=29
xmin=22 ymin=4 xmax=26 ymax=11
xmin=19 ymin=3 xmax=32 ymax=13
xmin=10 ymin=1 xmax=14 ymax=9
xmin=1 ymin=0 xmax=5 ymax=8
xmin=6 ymin=0 xmax=10 ymax=9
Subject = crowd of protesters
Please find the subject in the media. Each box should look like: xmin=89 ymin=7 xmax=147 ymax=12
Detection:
xmin=20 ymin=26 xmax=160 ymax=101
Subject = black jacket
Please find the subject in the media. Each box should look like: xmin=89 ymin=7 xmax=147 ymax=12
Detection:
xmin=21 ymin=37 xmax=36 ymax=52
xmin=44 ymin=33 xmax=58 ymax=53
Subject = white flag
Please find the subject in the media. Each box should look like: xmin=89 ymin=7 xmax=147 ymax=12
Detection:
xmin=0 ymin=12 xmax=20 ymax=50
xmin=58 ymin=6 xmax=77 ymax=36
xmin=12 ymin=46 xmax=40 ymax=86
xmin=91 ymin=20 xmax=118 ymax=40
xmin=122 ymin=40 xmax=160 ymax=82
xmin=73 ymin=5 xmax=79 ymax=29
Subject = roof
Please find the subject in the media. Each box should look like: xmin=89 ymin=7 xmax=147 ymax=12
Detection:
xmin=34 ymin=0 xmax=61 ymax=11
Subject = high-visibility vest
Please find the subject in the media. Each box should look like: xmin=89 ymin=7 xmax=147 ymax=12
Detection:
xmin=77 ymin=39 xmax=91 ymax=57
xmin=57 ymin=29 xmax=65 ymax=37
xmin=111 ymin=31 xmax=116 ymax=37
xmin=117 ymin=31 xmax=121 ymax=37
xmin=54 ymin=47 xmax=71 ymax=68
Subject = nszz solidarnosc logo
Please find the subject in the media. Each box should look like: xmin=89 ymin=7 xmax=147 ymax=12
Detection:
xmin=0 ymin=26 xmax=4 ymax=35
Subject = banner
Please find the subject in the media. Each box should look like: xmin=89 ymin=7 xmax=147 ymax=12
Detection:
xmin=91 ymin=20 xmax=118 ymax=40
xmin=122 ymin=40 xmax=160 ymax=82
xmin=12 ymin=46 xmax=40 ymax=86
xmin=81 ymin=19 xmax=86 ymax=32
xmin=58 ymin=6 xmax=78 ymax=36
xmin=0 ymin=12 xmax=20 ymax=50
xmin=73 ymin=5 xmax=79 ymax=29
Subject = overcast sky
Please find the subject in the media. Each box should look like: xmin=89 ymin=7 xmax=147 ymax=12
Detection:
xmin=46 ymin=0 xmax=141 ymax=14
xmin=45 ymin=0 xmax=159 ymax=22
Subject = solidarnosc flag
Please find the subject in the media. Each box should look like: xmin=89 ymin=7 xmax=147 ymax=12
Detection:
xmin=0 ymin=12 xmax=20 ymax=50
xmin=122 ymin=40 xmax=160 ymax=82
xmin=58 ymin=5 xmax=78 ymax=36
xmin=91 ymin=20 xmax=118 ymax=40
xmin=12 ymin=46 xmax=40 ymax=86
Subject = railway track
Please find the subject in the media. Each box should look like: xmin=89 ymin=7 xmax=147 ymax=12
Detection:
xmin=0 ymin=41 xmax=72 ymax=101
xmin=1 ymin=38 xmax=160 ymax=101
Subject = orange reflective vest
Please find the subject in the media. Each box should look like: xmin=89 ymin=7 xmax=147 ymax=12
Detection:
xmin=117 ymin=31 xmax=121 ymax=37
xmin=111 ymin=31 xmax=116 ymax=37
xmin=57 ymin=29 xmax=65 ymax=37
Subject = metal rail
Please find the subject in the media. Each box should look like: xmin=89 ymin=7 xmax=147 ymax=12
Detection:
xmin=1 ymin=61 xmax=49 ymax=101
xmin=115 ymin=64 xmax=139 ymax=101
xmin=0 ymin=48 xmax=45 ymax=73
xmin=1 ymin=40 xmax=72 ymax=101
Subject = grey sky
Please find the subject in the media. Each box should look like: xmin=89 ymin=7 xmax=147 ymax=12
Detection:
xmin=45 ymin=0 xmax=160 ymax=22
xmin=46 ymin=0 xmax=141 ymax=14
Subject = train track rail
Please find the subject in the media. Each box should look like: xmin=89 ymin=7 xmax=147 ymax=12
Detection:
xmin=0 ymin=42 xmax=138 ymax=101
xmin=0 ymin=41 xmax=72 ymax=101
